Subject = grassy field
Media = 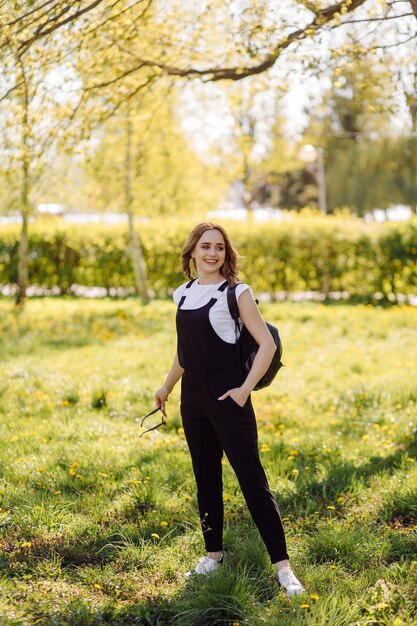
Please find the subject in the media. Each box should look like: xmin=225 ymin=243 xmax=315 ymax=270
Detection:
xmin=0 ymin=297 xmax=416 ymax=626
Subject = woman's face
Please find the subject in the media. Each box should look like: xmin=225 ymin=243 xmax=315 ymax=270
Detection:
xmin=191 ymin=229 xmax=226 ymax=282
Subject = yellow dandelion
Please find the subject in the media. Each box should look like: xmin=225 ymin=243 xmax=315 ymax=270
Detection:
xmin=160 ymin=521 xmax=168 ymax=527
xmin=290 ymin=450 xmax=299 ymax=456
xmin=301 ymin=603 xmax=310 ymax=609
xmin=94 ymin=583 xmax=102 ymax=589
xmin=337 ymin=497 xmax=344 ymax=502
xmin=330 ymin=564 xmax=337 ymax=569
xmin=327 ymin=506 xmax=335 ymax=510
xmin=54 ymin=490 xmax=61 ymax=495
xmin=69 ymin=468 xmax=76 ymax=476
xmin=407 ymin=458 xmax=415 ymax=463
xmin=37 ymin=467 xmax=45 ymax=473
xmin=376 ymin=602 xmax=389 ymax=610
xmin=184 ymin=495 xmax=191 ymax=500
xmin=310 ymin=594 xmax=320 ymax=601
xmin=151 ymin=533 xmax=160 ymax=539
xmin=21 ymin=541 xmax=32 ymax=549
xmin=261 ymin=444 xmax=270 ymax=452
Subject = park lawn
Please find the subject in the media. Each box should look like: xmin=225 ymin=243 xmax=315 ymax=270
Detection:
xmin=0 ymin=297 xmax=416 ymax=626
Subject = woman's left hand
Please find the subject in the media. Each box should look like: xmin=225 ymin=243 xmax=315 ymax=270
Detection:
xmin=218 ymin=387 xmax=249 ymax=407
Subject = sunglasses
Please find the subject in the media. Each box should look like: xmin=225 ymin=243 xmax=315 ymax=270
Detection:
xmin=139 ymin=407 xmax=167 ymax=438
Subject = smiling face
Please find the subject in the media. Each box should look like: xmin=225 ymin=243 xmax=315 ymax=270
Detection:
xmin=191 ymin=228 xmax=226 ymax=283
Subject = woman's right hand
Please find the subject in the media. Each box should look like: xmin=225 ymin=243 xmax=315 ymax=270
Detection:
xmin=155 ymin=385 xmax=171 ymax=411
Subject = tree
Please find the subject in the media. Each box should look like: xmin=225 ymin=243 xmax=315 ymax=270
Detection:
xmin=82 ymin=84 xmax=228 ymax=217
xmin=1 ymin=0 xmax=415 ymax=302
xmin=301 ymin=55 xmax=417 ymax=214
xmin=0 ymin=28 xmax=78 ymax=304
xmin=1 ymin=0 xmax=415 ymax=95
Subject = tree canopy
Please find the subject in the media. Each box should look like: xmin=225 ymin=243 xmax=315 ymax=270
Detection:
xmin=1 ymin=1 xmax=416 ymax=96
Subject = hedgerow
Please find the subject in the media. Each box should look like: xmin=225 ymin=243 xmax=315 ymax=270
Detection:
xmin=1 ymin=212 xmax=416 ymax=300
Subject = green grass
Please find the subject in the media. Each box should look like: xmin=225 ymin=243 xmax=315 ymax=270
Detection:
xmin=0 ymin=297 xmax=417 ymax=625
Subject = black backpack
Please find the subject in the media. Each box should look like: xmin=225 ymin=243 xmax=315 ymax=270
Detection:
xmin=227 ymin=285 xmax=283 ymax=390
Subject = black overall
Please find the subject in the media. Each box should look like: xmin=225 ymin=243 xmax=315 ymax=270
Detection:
xmin=176 ymin=280 xmax=289 ymax=563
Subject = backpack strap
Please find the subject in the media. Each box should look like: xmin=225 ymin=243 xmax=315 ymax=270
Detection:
xmin=227 ymin=284 xmax=242 ymax=342
xmin=227 ymin=285 xmax=239 ymax=322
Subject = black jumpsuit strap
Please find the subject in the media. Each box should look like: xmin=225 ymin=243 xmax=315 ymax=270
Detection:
xmin=178 ymin=279 xmax=197 ymax=308
xmin=178 ymin=279 xmax=228 ymax=309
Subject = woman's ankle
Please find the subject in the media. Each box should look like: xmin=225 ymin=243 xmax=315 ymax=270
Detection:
xmin=207 ymin=551 xmax=222 ymax=561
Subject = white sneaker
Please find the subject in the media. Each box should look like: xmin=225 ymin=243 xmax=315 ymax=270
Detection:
xmin=278 ymin=565 xmax=305 ymax=597
xmin=185 ymin=555 xmax=223 ymax=578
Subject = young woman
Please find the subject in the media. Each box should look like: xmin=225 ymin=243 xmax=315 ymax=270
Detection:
xmin=155 ymin=223 xmax=304 ymax=597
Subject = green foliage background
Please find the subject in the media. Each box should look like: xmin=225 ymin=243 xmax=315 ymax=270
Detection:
xmin=1 ymin=214 xmax=416 ymax=301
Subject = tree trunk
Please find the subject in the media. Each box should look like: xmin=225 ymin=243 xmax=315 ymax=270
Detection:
xmin=16 ymin=57 xmax=30 ymax=306
xmin=16 ymin=213 xmax=29 ymax=305
xmin=125 ymin=103 xmax=150 ymax=303
xmin=127 ymin=212 xmax=150 ymax=303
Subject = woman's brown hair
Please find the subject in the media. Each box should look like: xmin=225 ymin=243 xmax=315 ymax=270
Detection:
xmin=181 ymin=223 xmax=239 ymax=286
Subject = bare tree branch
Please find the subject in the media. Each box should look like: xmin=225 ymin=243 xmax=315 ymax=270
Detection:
xmin=374 ymin=31 xmax=417 ymax=48
xmin=84 ymin=62 xmax=149 ymax=90
xmin=0 ymin=79 xmax=25 ymax=102
xmin=341 ymin=12 xmax=414 ymax=24
xmin=80 ymin=0 xmax=152 ymax=40
xmin=116 ymin=0 xmax=371 ymax=82
xmin=4 ymin=0 xmax=55 ymax=28
xmin=17 ymin=0 xmax=106 ymax=55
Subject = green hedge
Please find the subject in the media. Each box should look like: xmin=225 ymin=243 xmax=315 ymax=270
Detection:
xmin=1 ymin=213 xmax=416 ymax=301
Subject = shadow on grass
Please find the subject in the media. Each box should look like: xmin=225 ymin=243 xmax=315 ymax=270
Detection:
xmin=34 ymin=560 xmax=279 ymax=626
xmin=278 ymin=429 xmax=417 ymax=516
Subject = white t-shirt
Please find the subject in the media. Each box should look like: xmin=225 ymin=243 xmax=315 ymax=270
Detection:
xmin=173 ymin=279 xmax=251 ymax=344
